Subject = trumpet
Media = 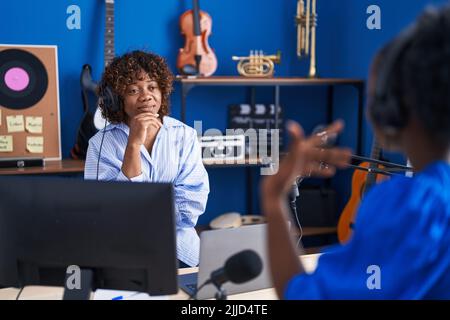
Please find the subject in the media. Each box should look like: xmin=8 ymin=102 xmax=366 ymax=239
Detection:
xmin=232 ymin=50 xmax=281 ymax=77
xmin=296 ymin=0 xmax=317 ymax=78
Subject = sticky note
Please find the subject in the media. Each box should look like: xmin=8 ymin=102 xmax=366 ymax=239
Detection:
xmin=7 ymin=115 xmax=25 ymax=133
xmin=26 ymin=136 xmax=44 ymax=153
xmin=0 ymin=135 xmax=13 ymax=152
xmin=25 ymin=116 xmax=43 ymax=134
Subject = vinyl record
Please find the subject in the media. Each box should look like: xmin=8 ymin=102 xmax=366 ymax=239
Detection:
xmin=0 ymin=49 xmax=48 ymax=110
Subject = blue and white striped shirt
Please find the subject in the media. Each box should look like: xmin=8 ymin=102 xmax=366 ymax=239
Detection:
xmin=84 ymin=116 xmax=209 ymax=267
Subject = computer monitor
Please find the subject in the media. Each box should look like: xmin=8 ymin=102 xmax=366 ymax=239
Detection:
xmin=0 ymin=177 xmax=177 ymax=298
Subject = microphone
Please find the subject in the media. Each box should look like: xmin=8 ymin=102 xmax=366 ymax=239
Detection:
xmin=285 ymin=124 xmax=333 ymax=247
xmin=286 ymin=123 xmax=335 ymax=246
xmin=289 ymin=177 xmax=303 ymax=247
xmin=190 ymin=250 xmax=263 ymax=300
xmin=208 ymin=249 xmax=262 ymax=287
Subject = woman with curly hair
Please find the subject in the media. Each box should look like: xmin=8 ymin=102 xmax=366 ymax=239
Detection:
xmin=84 ymin=50 xmax=209 ymax=268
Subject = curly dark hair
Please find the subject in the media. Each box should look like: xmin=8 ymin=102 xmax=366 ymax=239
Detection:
xmin=98 ymin=50 xmax=174 ymax=124
xmin=371 ymin=5 xmax=450 ymax=147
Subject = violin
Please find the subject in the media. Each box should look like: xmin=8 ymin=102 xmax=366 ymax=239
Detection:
xmin=177 ymin=0 xmax=217 ymax=76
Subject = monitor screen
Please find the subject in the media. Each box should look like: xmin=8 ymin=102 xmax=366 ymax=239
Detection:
xmin=0 ymin=177 xmax=177 ymax=297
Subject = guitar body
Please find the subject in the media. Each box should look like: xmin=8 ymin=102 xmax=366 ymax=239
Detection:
xmin=71 ymin=65 xmax=98 ymax=159
xmin=337 ymin=162 xmax=369 ymax=244
xmin=337 ymin=162 xmax=387 ymax=244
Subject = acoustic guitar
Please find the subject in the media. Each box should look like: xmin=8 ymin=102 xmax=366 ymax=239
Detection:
xmin=71 ymin=0 xmax=115 ymax=159
xmin=337 ymin=139 xmax=387 ymax=244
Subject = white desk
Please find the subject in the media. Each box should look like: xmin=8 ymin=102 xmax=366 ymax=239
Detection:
xmin=0 ymin=254 xmax=320 ymax=300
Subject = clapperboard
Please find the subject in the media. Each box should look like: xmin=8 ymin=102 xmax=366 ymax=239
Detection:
xmin=228 ymin=104 xmax=283 ymax=157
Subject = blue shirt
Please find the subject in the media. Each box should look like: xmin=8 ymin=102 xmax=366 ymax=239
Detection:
xmin=285 ymin=161 xmax=450 ymax=299
xmin=84 ymin=116 xmax=209 ymax=267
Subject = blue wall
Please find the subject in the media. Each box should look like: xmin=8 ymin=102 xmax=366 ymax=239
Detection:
xmin=1 ymin=0 xmax=448 ymax=224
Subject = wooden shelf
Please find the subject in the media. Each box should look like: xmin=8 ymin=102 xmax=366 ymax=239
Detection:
xmin=176 ymin=76 xmax=364 ymax=87
xmin=296 ymin=226 xmax=337 ymax=237
xmin=0 ymin=159 xmax=84 ymax=176
xmin=177 ymin=76 xmax=365 ymax=215
xmin=303 ymin=246 xmax=327 ymax=255
xmin=0 ymin=157 xmax=269 ymax=175
xmin=196 ymin=224 xmax=337 ymax=237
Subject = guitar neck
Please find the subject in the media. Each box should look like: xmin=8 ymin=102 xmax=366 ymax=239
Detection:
xmin=369 ymin=139 xmax=382 ymax=167
xmin=104 ymin=0 xmax=115 ymax=67
xmin=365 ymin=138 xmax=383 ymax=189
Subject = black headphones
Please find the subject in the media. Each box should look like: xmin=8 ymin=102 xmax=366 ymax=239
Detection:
xmin=98 ymin=81 xmax=121 ymax=118
xmin=368 ymin=23 xmax=418 ymax=135
xmin=95 ymin=81 xmax=122 ymax=181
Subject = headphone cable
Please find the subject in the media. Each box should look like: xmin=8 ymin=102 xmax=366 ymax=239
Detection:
xmin=188 ymin=281 xmax=208 ymax=300
xmin=96 ymin=119 xmax=108 ymax=181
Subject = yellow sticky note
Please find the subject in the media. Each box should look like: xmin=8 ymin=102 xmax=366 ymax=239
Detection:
xmin=26 ymin=116 xmax=43 ymax=134
xmin=0 ymin=135 xmax=13 ymax=152
xmin=26 ymin=136 xmax=44 ymax=153
xmin=7 ymin=115 xmax=25 ymax=133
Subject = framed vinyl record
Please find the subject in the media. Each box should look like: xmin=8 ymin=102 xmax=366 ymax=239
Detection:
xmin=0 ymin=45 xmax=61 ymax=160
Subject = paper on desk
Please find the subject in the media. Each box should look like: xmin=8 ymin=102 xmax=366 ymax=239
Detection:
xmin=0 ymin=135 xmax=13 ymax=152
xmin=7 ymin=115 xmax=25 ymax=133
xmin=25 ymin=116 xmax=43 ymax=134
xmin=93 ymin=289 xmax=169 ymax=300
